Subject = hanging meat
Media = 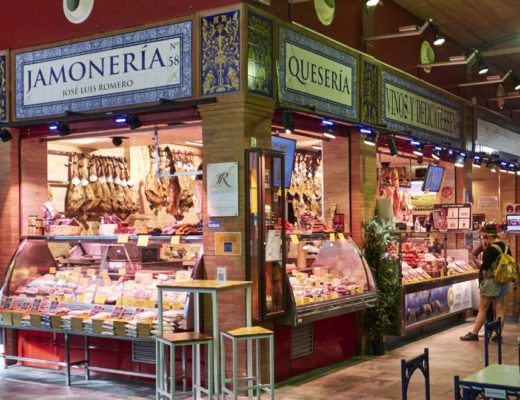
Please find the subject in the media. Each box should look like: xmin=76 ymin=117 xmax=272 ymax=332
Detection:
xmin=110 ymin=157 xmax=127 ymax=213
xmin=96 ymin=156 xmax=113 ymax=213
xmin=103 ymin=156 xmax=119 ymax=212
xmin=87 ymin=157 xmax=103 ymax=210
xmin=164 ymin=146 xmax=182 ymax=219
xmin=121 ymin=158 xmax=139 ymax=212
xmin=77 ymin=155 xmax=96 ymax=214
xmin=65 ymin=153 xmax=86 ymax=212
xmin=145 ymin=145 xmax=166 ymax=210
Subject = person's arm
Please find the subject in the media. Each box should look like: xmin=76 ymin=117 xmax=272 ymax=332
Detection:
xmin=472 ymin=244 xmax=484 ymax=266
xmin=481 ymin=245 xmax=500 ymax=271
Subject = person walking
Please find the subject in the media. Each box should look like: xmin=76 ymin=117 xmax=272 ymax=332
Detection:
xmin=460 ymin=224 xmax=510 ymax=341
xmin=472 ymin=233 xmax=495 ymax=323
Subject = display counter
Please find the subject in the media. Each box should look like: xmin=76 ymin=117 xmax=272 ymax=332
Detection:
xmin=399 ymin=232 xmax=477 ymax=333
xmin=282 ymin=233 xmax=378 ymax=326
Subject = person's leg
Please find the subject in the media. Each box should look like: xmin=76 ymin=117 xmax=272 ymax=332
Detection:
xmin=472 ymin=296 xmax=493 ymax=335
xmin=494 ymin=295 xmax=506 ymax=333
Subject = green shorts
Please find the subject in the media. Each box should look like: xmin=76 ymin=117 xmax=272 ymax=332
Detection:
xmin=479 ymin=278 xmax=510 ymax=297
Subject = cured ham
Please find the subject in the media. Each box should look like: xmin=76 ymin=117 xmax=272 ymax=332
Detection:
xmin=87 ymin=157 xmax=102 ymax=210
xmin=145 ymin=145 xmax=165 ymax=210
xmin=65 ymin=153 xmax=86 ymax=212
xmin=79 ymin=155 xmax=97 ymax=213
xmin=96 ymin=157 xmax=113 ymax=212
xmin=164 ymin=146 xmax=182 ymax=219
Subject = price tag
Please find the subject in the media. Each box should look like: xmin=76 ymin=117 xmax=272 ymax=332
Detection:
xmin=163 ymin=301 xmax=171 ymax=309
xmin=31 ymin=299 xmax=42 ymax=312
xmin=277 ymin=188 xmax=282 ymax=196
xmin=331 ymin=271 xmax=337 ymax=279
xmin=116 ymin=298 xmax=122 ymax=306
xmin=144 ymin=300 xmax=155 ymax=308
xmin=290 ymin=234 xmax=299 ymax=244
xmin=79 ymin=278 xmax=88 ymax=285
xmin=89 ymin=305 xmax=104 ymax=316
xmin=59 ymin=296 xmax=66 ymax=302
xmin=65 ymin=296 xmax=74 ymax=303
xmin=101 ymin=269 xmax=109 ymax=276
xmin=35 ymin=295 xmax=43 ymax=300
xmin=135 ymin=300 xmax=147 ymax=307
xmin=49 ymin=294 xmax=57 ymax=301
xmin=320 ymin=295 xmax=328 ymax=302
xmin=118 ymin=268 xmax=126 ymax=276
xmin=329 ymin=233 xmax=335 ymax=241
xmin=118 ymin=235 xmax=129 ymax=243
xmin=110 ymin=306 xmax=125 ymax=318
xmin=20 ymin=301 xmax=31 ymax=311
xmin=338 ymin=233 xmax=346 ymax=242
xmin=94 ymin=295 xmax=106 ymax=304
xmin=170 ymin=235 xmax=180 ymax=245
xmin=331 ymin=292 xmax=339 ymax=299
xmin=312 ymin=295 xmax=318 ymax=303
xmin=73 ymin=267 xmax=82 ymax=274
xmin=172 ymin=301 xmax=182 ymax=310
xmin=87 ymin=269 xmax=96 ymax=276
xmin=48 ymin=300 xmax=60 ymax=313
xmin=3 ymin=298 xmax=13 ymax=309
xmin=76 ymin=295 xmax=85 ymax=303
xmin=137 ymin=235 xmax=151 ymax=247
xmin=295 ymin=297 xmax=304 ymax=306
xmin=29 ymin=266 xmax=37 ymax=274
xmin=303 ymin=297 xmax=311 ymax=304
xmin=131 ymin=307 xmax=146 ymax=318
xmin=122 ymin=297 xmax=135 ymax=306
xmin=49 ymin=267 xmax=56 ymax=273
xmin=19 ymin=294 xmax=27 ymax=299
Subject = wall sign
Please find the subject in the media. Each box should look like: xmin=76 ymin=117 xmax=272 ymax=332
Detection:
xmin=381 ymin=70 xmax=461 ymax=145
xmin=278 ymin=26 xmax=357 ymax=120
xmin=477 ymin=118 xmax=520 ymax=156
xmin=207 ymin=162 xmax=239 ymax=217
xmin=207 ymin=220 xmax=222 ymax=230
xmin=15 ymin=21 xmax=192 ymax=119
xmin=215 ymin=232 xmax=241 ymax=256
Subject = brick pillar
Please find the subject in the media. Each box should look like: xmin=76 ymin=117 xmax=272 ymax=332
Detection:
xmin=198 ymin=94 xmax=274 ymax=334
xmin=349 ymin=132 xmax=378 ymax=247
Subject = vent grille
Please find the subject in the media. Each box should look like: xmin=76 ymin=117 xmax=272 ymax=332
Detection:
xmin=291 ymin=323 xmax=313 ymax=359
xmin=132 ymin=340 xmax=156 ymax=364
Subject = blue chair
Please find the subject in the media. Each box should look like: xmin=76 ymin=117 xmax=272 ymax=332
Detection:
xmin=484 ymin=318 xmax=502 ymax=367
xmin=401 ymin=348 xmax=430 ymax=400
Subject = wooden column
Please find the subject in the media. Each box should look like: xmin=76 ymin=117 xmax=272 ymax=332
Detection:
xmin=198 ymin=94 xmax=274 ymax=334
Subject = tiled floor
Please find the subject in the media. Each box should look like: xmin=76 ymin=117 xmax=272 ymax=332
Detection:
xmin=0 ymin=318 xmax=518 ymax=399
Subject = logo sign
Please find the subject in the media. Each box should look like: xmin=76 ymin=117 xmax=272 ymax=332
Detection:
xmin=381 ymin=70 xmax=461 ymax=144
xmin=278 ymin=26 xmax=357 ymax=120
xmin=15 ymin=21 xmax=192 ymax=119
xmin=207 ymin=220 xmax=222 ymax=230
xmin=215 ymin=232 xmax=241 ymax=256
xmin=207 ymin=162 xmax=238 ymax=217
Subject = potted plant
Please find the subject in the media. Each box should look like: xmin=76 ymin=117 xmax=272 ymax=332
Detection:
xmin=362 ymin=217 xmax=401 ymax=355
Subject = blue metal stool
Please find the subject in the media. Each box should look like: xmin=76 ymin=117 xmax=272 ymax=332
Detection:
xmin=221 ymin=326 xmax=274 ymax=400
xmin=484 ymin=317 xmax=502 ymax=366
xmin=401 ymin=348 xmax=430 ymax=400
xmin=156 ymin=331 xmax=213 ymax=400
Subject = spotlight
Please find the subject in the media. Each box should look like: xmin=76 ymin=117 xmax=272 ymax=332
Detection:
xmin=410 ymin=140 xmax=421 ymax=146
xmin=516 ymin=167 xmax=520 ymax=176
xmin=360 ymin=128 xmax=372 ymax=135
xmin=514 ymin=75 xmax=520 ymax=91
xmin=499 ymin=161 xmax=508 ymax=173
xmin=432 ymin=146 xmax=442 ymax=161
xmin=312 ymin=145 xmax=322 ymax=151
xmin=58 ymin=122 xmax=70 ymax=136
xmin=111 ymin=136 xmax=127 ymax=147
xmin=476 ymin=52 xmax=488 ymax=75
xmin=472 ymin=155 xmax=482 ymax=168
xmin=323 ymin=126 xmax=336 ymax=139
xmin=321 ymin=119 xmax=334 ymax=126
xmin=115 ymin=117 xmax=127 ymax=124
xmin=432 ymin=25 xmax=445 ymax=46
xmin=127 ymin=115 xmax=142 ymax=130
xmin=364 ymin=132 xmax=376 ymax=146
xmin=366 ymin=0 xmax=379 ymax=6
xmin=0 ymin=128 xmax=12 ymax=142
xmin=413 ymin=143 xmax=424 ymax=156
xmin=49 ymin=124 xmax=58 ymax=131
xmin=491 ymin=164 xmax=497 ymax=173
xmin=508 ymin=163 xmax=516 ymax=174
xmin=387 ymin=136 xmax=398 ymax=156
xmin=282 ymin=110 xmax=295 ymax=134
xmin=454 ymin=152 xmax=465 ymax=168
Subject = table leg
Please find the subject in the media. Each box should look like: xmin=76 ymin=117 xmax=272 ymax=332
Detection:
xmin=194 ymin=293 xmax=201 ymax=399
xmin=246 ymin=287 xmax=251 ymax=327
xmin=212 ymin=292 xmax=219 ymax=400
xmin=65 ymin=332 xmax=71 ymax=386
xmin=84 ymin=335 xmax=90 ymax=380
xmin=247 ymin=337 xmax=252 ymax=400
xmin=1 ymin=327 xmax=6 ymax=369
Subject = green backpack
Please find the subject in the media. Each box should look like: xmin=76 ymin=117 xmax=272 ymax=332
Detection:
xmin=491 ymin=243 xmax=518 ymax=284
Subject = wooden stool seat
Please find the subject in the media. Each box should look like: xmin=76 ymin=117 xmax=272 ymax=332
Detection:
xmin=156 ymin=331 xmax=213 ymax=343
xmin=225 ymin=326 xmax=273 ymax=338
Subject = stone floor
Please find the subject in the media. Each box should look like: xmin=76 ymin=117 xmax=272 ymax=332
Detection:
xmin=0 ymin=318 xmax=518 ymax=399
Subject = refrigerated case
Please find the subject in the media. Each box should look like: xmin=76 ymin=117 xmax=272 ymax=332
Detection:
xmin=283 ymin=233 xmax=378 ymax=326
xmin=399 ymin=231 xmax=478 ymax=333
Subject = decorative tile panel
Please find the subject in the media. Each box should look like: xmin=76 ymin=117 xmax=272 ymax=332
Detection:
xmin=201 ymin=10 xmax=240 ymax=96
xmin=0 ymin=54 xmax=6 ymax=122
xmin=15 ymin=21 xmax=192 ymax=119
xmin=247 ymin=12 xmax=273 ymax=98
xmin=361 ymin=60 xmax=378 ymax=124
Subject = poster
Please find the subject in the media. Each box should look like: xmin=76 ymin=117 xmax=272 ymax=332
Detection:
xmin=478 ymin=196 xmax=498 ymax=210
xmin=207 ymin=162 xmax=239 ymax=217
xmin=215 ymin=232 xmax=241 ymax=256
xmin=433 ymin=203 xmax=472 ymax=231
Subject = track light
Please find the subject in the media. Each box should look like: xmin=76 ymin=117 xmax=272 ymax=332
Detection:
xmin=413 ymin=143 xmax=424 ymax=156
xmin=364 ymin=132 xmax=376 ymax=146
xmin=312 ymin=145 xmax=322 ymax=151
xmin=508 ymin=163 xmax=516 ymax=174
xmin=476 ymin=52 xmax=488 ymax=75
xmin=58 ymin=122 xmax=70 ymax=136
xmin=499 ymin=161 xmax=508 ymax=173
xmin=432 ymin=25 xmax=445 ymax=46
xmin=366 ymin=0 xmax=379 ymax=6
xmin=432 ymin=146 xmax=442 ymax=161
xmin=114 ymin=117 xmax=127 ymax=124
xmin=454 ymin=152 xmax=465 ymax=168
xmin=0 ymin=128 xmax=12 ymax=142
xmin=387 ymin=136 xmax=398 ymax=156
xmin=282 ymin=110 xmax=295 ymax=134
xmin=516 ymin=167 xmax=520 ymax=176
xmin=321 ymin=119 xmax=334 ymax=126
xmin=514 ymin=75 xmax=520 ymax=91
xmin=472 ymin=155 xmax=482 ymax=168
xmin=323 ymin=126 xmax=336 ymax=139
xmin=49 ymin=124 xmax=58 ymax=131
xmin=127 ymin=115 xmax=142 ymax=130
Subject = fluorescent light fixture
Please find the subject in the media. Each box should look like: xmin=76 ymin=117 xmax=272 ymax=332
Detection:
xmin=432 ymin=150 xmax=441 ymax=160
xmin=312 ymin=145 xmax=322 ymax=150
xmin=410 ymin=140 xmax=421 ymax=146
xmin=364 ymin=134 xmax=376 ymax=146
xmin=323 ymin=127 xmax=336 ymax=139
xmin=434 ymin=146 xmax=443 ymax=151
xmin=322 ymin=119 xmax=334 ymax=126
xmin=360 ymin=128 xmax=372 ymax=134
xmin=49 ymin=124 xmax=58 ymax=131
xmin=115 ymin=117 xmax=127 ymax=124
xmin=500 ymin=161 xmax=508 ymax=172
xmin=413 ymin=144 xmax=424 ymax=156
xmin=455 ymin=153 xmax=465 ymax=167
xmin=473 ymin=156 xmax=482 ymax=167
xmin=186 ymin=141 xmax=203 ymax=147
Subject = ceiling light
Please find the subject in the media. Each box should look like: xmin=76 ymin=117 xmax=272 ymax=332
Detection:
xmin=186 ymin=141 xmax=203 ymax=147
xmin=282 ymin=110 xmax=295 ymax=134
xmin=364 ymin=133 xmax=376 ymax=146
xmin=508 ymin=163 xmax=516 ymax=174
xmin=491 ymin=164 xmax=497 ymax=173
xmin=127 ymin=115 xmax=142 ymax=130
xmin=410 ymin=140 xmax=421 ymax=146
xmin=387 ymin=136 xmax=398 ymax=157
xmin=114 ymin=117 xmax=127 ymax=124
xmin=516 ymin=167 xmax=520 ymax=176
xmin=413 ymin=144 xmax=424 ymax=156
xmin=58 ymin=122 xmax=71 ymax=136
xmin=432 ymin=25 xmax=445 ymax=46
xmin=323 ymin=126 xmax=336 ymax=139
xmin=49 ymin=124 xmax=58 ymax=131
xmin=366 ymin=0 xmax=379 ymax=6
xmin=455 ymin=153 xmax=465 ymax=167
xmin=360 ymin=128 xmax=372 ymax=134
xmin=514 ymin=75 xmax=520 ymax=91
xmin=476 ymin=52 xmax=488 ymax=75
xmin=499 ymin=161 xmax=508 ymax=173
xmin=321 ymin=119 xmax=334 ymax=126
xmin=472 ymin=155 xmax=482 ymax=168
xmin=432 ymin=150 xmax=441 ymax=160
xmin=0 ymin=128 xmax=12 ymax=142
xmin=312 ymin=145 xmax=322 ymax=151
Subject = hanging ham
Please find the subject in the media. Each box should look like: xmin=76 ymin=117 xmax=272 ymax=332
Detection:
xmin=65 ymin=153 xmax=86 ymax=212
xmin=164 ymin=146 xmax=182 ymax=219
xmin=96 ymin=156 xmax=113 ymax=213
xmin=145 ymin=145 xmax=166 ymax=210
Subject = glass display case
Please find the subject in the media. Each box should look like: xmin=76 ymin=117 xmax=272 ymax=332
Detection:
xmin=246 ymin=148 xmax=287 ymax=322
xmin=0 ymin=235 xmax=204 ymax=336
xmin=399 ymin=231 xmax=478 ymax=333
xmin=282 ymin=233 xmax=378 ymax=326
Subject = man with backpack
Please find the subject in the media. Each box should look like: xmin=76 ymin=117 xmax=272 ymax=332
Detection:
xmin=460 ymin=224 xmax=516 ymax=341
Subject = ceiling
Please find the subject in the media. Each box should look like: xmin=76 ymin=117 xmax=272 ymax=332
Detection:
xmin=393 ymin=0 xmax=520 ymax=110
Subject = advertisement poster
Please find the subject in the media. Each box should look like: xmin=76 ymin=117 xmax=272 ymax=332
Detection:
xmin=432 ymin=203 xmax=472 ymax=231
xmin=265 ymin=230 xmax=281 ymax=262
xmin=215 ymin=232 xmax=241 ymax=256
xmin=409 ymin=181 xmax=436 ymax=211
xmin=207 ymin=162 xmax=238 ymax=217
